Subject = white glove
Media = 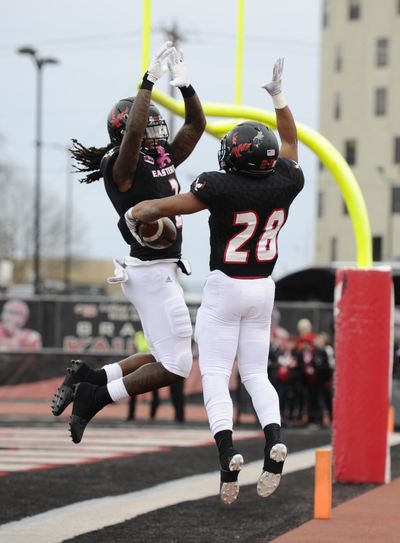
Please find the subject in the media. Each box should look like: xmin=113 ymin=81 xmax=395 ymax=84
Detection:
xmin=124 ymin=209 xmax=145 ymax=246
xmin=262 ymin=57 xmax=284 ymax=96
xmin=146 ymin=41 xmax=174 ymax=83
xmin=262 ymin=57 xmax=287 ymax=109
xmin=168 ymin=47 xmax=190 ymax=88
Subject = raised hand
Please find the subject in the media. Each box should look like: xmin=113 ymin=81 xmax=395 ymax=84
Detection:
xmin=262 ymin=57 xmax=284 ymax=97
xmin=146 ymin=41 xmax=174 ymax=83
xmin=168 ymin=47 xmax=190 ymax=88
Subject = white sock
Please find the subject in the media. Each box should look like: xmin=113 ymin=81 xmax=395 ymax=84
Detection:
xmin=103 ymin=362 xmax=123 ymax=383
xmin=107 ymin=378 xmax=129 ymax=402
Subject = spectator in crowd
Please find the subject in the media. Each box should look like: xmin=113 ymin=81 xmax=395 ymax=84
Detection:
xmin=294 ymin=318 xmax=316 ymax=350
xmin=0 ymin=299 xmax=42 ymax=352
xmin=269 ymin=319 xmax=335 ymax=428
xmin=313 ymin=333 xmax=334 ymax=426
xmin=270 ymin=308 xmax=290 ymax=347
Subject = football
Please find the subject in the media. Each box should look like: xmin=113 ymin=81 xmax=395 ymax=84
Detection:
xmin=139 ymin=217 xmax=177 ymax=249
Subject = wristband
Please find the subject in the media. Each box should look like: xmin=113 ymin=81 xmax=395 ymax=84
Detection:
xmin=140 ymin=73 xmax=155 ymax=91
xmin=271 ymin=92 xmax=288 ymax=109
xmin=179 ymin=84 xmax=195 ymax=98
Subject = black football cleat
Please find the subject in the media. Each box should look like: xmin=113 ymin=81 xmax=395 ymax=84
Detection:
xmin=69 ymin=382 xmax=110 ymax=444
xmin=51 ymin=360 xmax=91 ymax=416
xmin=257 ymin=442 xmax=287 ymax=498
xmin=219 ymin=450 xmax=244 ymax=505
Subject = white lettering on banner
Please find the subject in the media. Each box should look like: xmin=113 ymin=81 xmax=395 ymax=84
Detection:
xmin=98 ymin=322 xmax=115 ymax=336
xmin=74 ymin=304 xmax=98 ymax=318
xmin=63 ymin=336 xmax=137 ymax=353
xmin=98 ymin=303 xmax=138 ymax=321
xmin=119 ymin=322 xmax=136 ymax=337
xmin=76 ymin=321 xmax=134 ymax=337
xmin=76 ymin=321 xmax=93 ymax=337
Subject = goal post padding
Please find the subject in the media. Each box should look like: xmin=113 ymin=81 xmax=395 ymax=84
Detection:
xmin=333 ymin=268 xmax=393 ymax=483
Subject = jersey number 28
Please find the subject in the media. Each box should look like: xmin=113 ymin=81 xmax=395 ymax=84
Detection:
xmin=224 ymin=209 xmax=285 ymax=264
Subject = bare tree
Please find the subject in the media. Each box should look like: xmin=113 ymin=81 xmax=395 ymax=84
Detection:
xmin=0 ymin=157 xmax=86 ymax=262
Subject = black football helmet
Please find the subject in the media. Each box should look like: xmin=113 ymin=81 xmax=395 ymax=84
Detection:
xmin=218 ymin=121 xmax=279 ymax=176
xmin=107 ymin=97 xmax=169 ymax=146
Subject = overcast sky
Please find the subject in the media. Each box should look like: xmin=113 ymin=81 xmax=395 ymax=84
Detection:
xmin=1 ymin=0 xmax=322 ymax=291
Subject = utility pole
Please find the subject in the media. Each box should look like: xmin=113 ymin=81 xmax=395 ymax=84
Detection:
xmin=160 ymin=21 xmax=186 ymax=138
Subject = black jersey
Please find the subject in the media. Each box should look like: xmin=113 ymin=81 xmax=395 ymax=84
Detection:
xmin=190 ymin=157 xmax=304 ymax=278
xmin=100 ymin=143 xmax=182 ymax=260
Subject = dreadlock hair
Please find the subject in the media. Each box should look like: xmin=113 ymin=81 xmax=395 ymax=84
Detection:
xmin=70 ymin=138 xmax=115 ymax=184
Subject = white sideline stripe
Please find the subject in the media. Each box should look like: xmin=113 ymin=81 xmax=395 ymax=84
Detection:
xmin=0 ymin=426 xmax=260 ymax=474
xmin=0 ymin=426 xmax=259 ymax=446
xmin=0 ymin=446 xmax=319 ymax=543
xmin=0 ymin=463 xmax=39 ymax=471
xmin=388 ymin=433 xmax=400 ymax=446
xmin=0 ymin=427 xmax=259 ymax=439
xmin=0 ymin=448 xmax=158 ymax=458
xmin=0 ymin=443 xmax=160 ymax=453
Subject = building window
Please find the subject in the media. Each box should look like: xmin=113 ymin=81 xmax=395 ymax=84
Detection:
xmin=335 ymin=44 xmax=343 ymax=71
xmin=375 ymin=87 xmax=387 ymax=116
xmin=348 ymin=0 xmax=361 ymax=20
xmin=372 ymin=236 xmax=382 ymax=261
xmin=330 ymin=237 xmax=337 ymax=261
xmin=376 ymin=38 xmax=389 ymax=67
xmin=318 ymin=191 xmax=324 ymax=218
xmin=342 ymin=199 xmax=349 ymax=215
xmin=345 ymin=139 xmax=357 ymax=165
xmin=323 ymin=0 xmax=329 ymax=28
xmin=392 ymin=186 xmax=400 ymax=213
xmin=394 ymin=137 xmax=400 ymax=164
xmin=334 ymin=93 xmax=341 ymax=120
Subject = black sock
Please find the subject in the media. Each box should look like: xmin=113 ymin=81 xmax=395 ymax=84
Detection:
xmin=263 ymin=423 xmax=285 ymax=473
xmin=89 ymin=369 xmax=107 ymax=386
xmin=215 ymin=430 xmax=241 ymax=482
xmin=74 ymin=362 xmax=107 ymax=386
xmin=215 ymin=430 xmax=234 ymax=457
xmin=94 ymin=385 xmax=113 ymax=409
xmin=263 ymin=423 xmax=282 ymax=450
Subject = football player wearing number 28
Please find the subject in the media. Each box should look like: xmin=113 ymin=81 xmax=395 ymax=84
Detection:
xmin=130 ymin=58 xmax=304 ymax=504
xmin=51 ymin=42 xmax=206 ymax=444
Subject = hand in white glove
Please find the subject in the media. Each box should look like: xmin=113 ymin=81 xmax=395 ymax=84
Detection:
xmin=146 ymin=41 xmax=174 ymax=83
xmin=124 ymin=209 xmax=145 ymax=246
xmin=262 ymin=57 xmax=284 ymax=96
xmin=168 ymin=47 xmax=190 ymax=88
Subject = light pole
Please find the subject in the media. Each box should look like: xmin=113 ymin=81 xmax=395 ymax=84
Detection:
xmin=17 ymin=46 xmax=59 ymax=295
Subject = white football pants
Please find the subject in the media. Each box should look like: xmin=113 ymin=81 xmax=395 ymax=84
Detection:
xmin=195 ymin=270 xmax=280 ymax=435
xmin=121 ymin=262 xmax=193 ymax=378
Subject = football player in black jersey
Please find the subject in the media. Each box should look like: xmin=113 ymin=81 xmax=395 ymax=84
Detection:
xmin=130 ymin=58 xmax=304 ymax=504
xmin=51 ymin=42 xmax=206 ymax=445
